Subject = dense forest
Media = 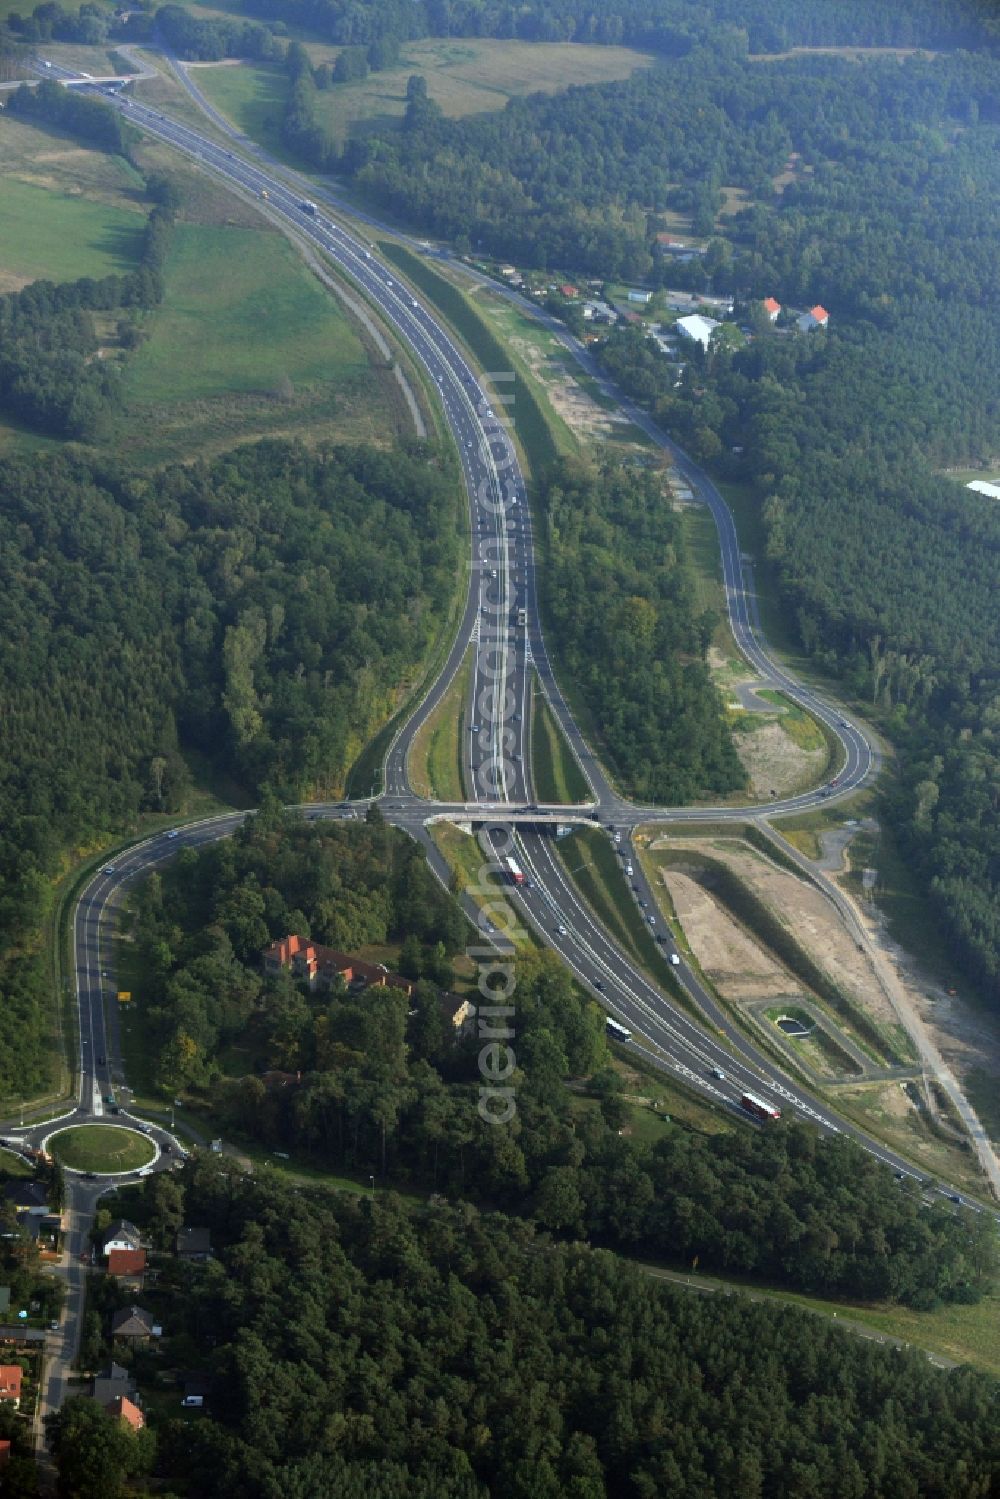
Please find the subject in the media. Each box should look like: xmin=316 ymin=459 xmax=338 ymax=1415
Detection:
xmin=166 ymin=0 xmax=1000 ymax=58
xmin=0 ymin=440 xmax=462 ymax=1096
xmin=540 ymin=457 xmax=744 ymax=801
xmin=55 ymin=1158 xmax=1000 ymax=1498
xmin=129 ymin=811 xmax=997 ymax=1308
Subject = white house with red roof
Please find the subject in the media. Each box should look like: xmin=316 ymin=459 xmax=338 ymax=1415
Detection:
xmin=797 ymin=304 xmax=829 ymax=331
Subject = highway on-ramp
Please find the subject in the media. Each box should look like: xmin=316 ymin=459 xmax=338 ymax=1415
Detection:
xmin=22 ymin=61 xmax=992 ymax=1213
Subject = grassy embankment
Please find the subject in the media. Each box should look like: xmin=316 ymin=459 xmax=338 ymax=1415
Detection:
xmin=530 ymin=677 xmax=590 ymax=804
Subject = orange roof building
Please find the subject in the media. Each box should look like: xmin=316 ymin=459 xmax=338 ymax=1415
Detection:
xmin=106 ymin=1395 xmax=145 ymax=1430
xmin=762 ymin=296 xmax=781 ymax=320
xmin=0 ymin=1366 xmax=22 ymax=1406
xmin=809 ymin=304 xmax=829 ymax=323
xmin=262 ymin=935 xmax=413 ymax=997
xmin=107 ymin=1248 xmax=147 ymax=1279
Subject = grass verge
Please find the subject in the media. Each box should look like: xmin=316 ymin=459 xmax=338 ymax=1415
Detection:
xmin=408 ymin=645 xmax=474 ymax=801
xmin=530 ymin=677 xmax=590 ymax=803
xmin=556 ymin=827 xmax=689 ymax=1001
xmin=430 ymin=824 xmax=539 ymax=950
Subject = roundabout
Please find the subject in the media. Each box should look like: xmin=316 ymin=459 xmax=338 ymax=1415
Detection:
xmin=46 ymin=1123 xmax=157 ymax=1175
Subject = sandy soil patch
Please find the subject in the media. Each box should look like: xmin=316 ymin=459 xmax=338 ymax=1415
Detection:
xmin=661 ymin=868 xmax=802 ymax=1003
xmin=506 ymin=330 xmax=630 ymax=442
xmin=650 ymin=837 xmax=898 ymax=1031
xmin=731 ymin=717 xmax=826 ymax=798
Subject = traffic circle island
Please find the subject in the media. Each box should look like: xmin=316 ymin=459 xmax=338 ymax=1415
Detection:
xmin=46 ymin=1124 xmax=157 ymax=1175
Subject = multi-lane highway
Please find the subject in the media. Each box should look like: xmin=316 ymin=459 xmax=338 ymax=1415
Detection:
xmin=20 ymin=59 xmax=994 ymax=1211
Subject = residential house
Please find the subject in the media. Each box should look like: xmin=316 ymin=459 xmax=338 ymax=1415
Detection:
xmin=107 ymin=1248 xmax=146 ymax=1288
xmin=262 ymin=935 xmax=413 ymax=998
xmin=439 ymin=994 xmax=476 ymax=1038
xmin=0 ymin=1327 xmax=44 ymax=1348
xmin=92 ymin=1361 xmax=135 ymax=1407
xmin=111 ymin=1306 xmax=155 ymax=1343
xmin=675 ymin=313 xmax=720 ymax=350
xmin=762 ymin=296 xmax=781 ymax=322
xmin=558 ymin=284 xmax=578 ymax=298
xmin=2 ymin=1181 xmax=47 ymax=1216
xmin=627 ymin=289 xmax=653 ymax=306
xmin=797 ymin=304 xmax=829 ymax=332
xmin=103 ymin=1220 xmax=143 ymax=1255
xmin=498 ymin=265 xmax=517 ymax=278
xmin=106 ymin=1395 xmax=144 ymax=1431
xmin=176 ymin=1226 xmax=213 ymax=1262
xmin=0 ymin=1367 xmax=21 ymax=1408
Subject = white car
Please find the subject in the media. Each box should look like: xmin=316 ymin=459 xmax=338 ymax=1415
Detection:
xmin=669 ymin=953 xmax=681 ymax=967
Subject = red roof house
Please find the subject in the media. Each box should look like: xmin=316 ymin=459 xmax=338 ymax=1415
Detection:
xmin=762 ymin=296 xmax=781 ymax=320
xmin=559 ymin=284 xmax=578 ymax=297
xmin=107 ymin=1248 xmax=147 ymax=1282
xmin=0 ymin=1366 xmax=22 ymax=1406
xmin=809 ymin=303 xmax=829 ymax=324
xmin=106 ymin=1395 xmax=145 ymax=1431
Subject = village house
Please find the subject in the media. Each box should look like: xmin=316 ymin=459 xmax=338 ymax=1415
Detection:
xmin=439 ymin=993 xmax=476 ymax=1038
xmin=762 ymin=296 xmax=781 ymax=321
xmin=107 ymin=1248 xmax=146 ymax=1288
xmin=106 ymin=1395 xmax=145 ymax=1430
xmin=262 ymin=935 xmax=413 ymax=998
xmin=176 ymin=1226 xmax=213 ymax=1262
xmin=103 ymin=1220 xmax=144 ymax=1255
xmin=797 ymin=304 xmax=829 ymax=332
xmin=0 ymin=1366 xmax=22 ymax=1408
xmin=111 ymin=1306 xmax=155 ymax=1344
xmin=675 ymin=313 xmax=720 ymax=351
xmin=92 ymin=1361 xmax=135 ymax=1407
xmin=2 ymin=1181 xmax=47 ymax=1217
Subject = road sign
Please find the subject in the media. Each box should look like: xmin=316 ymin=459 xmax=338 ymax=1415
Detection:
xmin=117 ymin=991 xmax=131 ymax=1002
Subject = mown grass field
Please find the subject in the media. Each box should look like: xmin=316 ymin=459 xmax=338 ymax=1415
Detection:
xmin=187 ymin=61 xmax=294 ymax=160
xmin=49 ymin=1124 xmax=155 ymax=1173
xmin=0 ymin=114 xmax=146 ymax=293
xmin=119 ymin=223 xmax=398 ymax=462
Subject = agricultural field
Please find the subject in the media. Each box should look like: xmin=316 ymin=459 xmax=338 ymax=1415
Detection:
xmin=119 ymin=222 xmax=402 ymax=463
xmin=0 ymin=112 xmax=146 ymax=293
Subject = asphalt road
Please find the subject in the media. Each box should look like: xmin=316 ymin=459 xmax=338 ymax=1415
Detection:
xmin=18 ymin=61 xmax=988 ymax=1219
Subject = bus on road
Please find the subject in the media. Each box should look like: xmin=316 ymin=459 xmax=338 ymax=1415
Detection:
xmin=741 ymin=1091 xmax=781 ymax=1122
